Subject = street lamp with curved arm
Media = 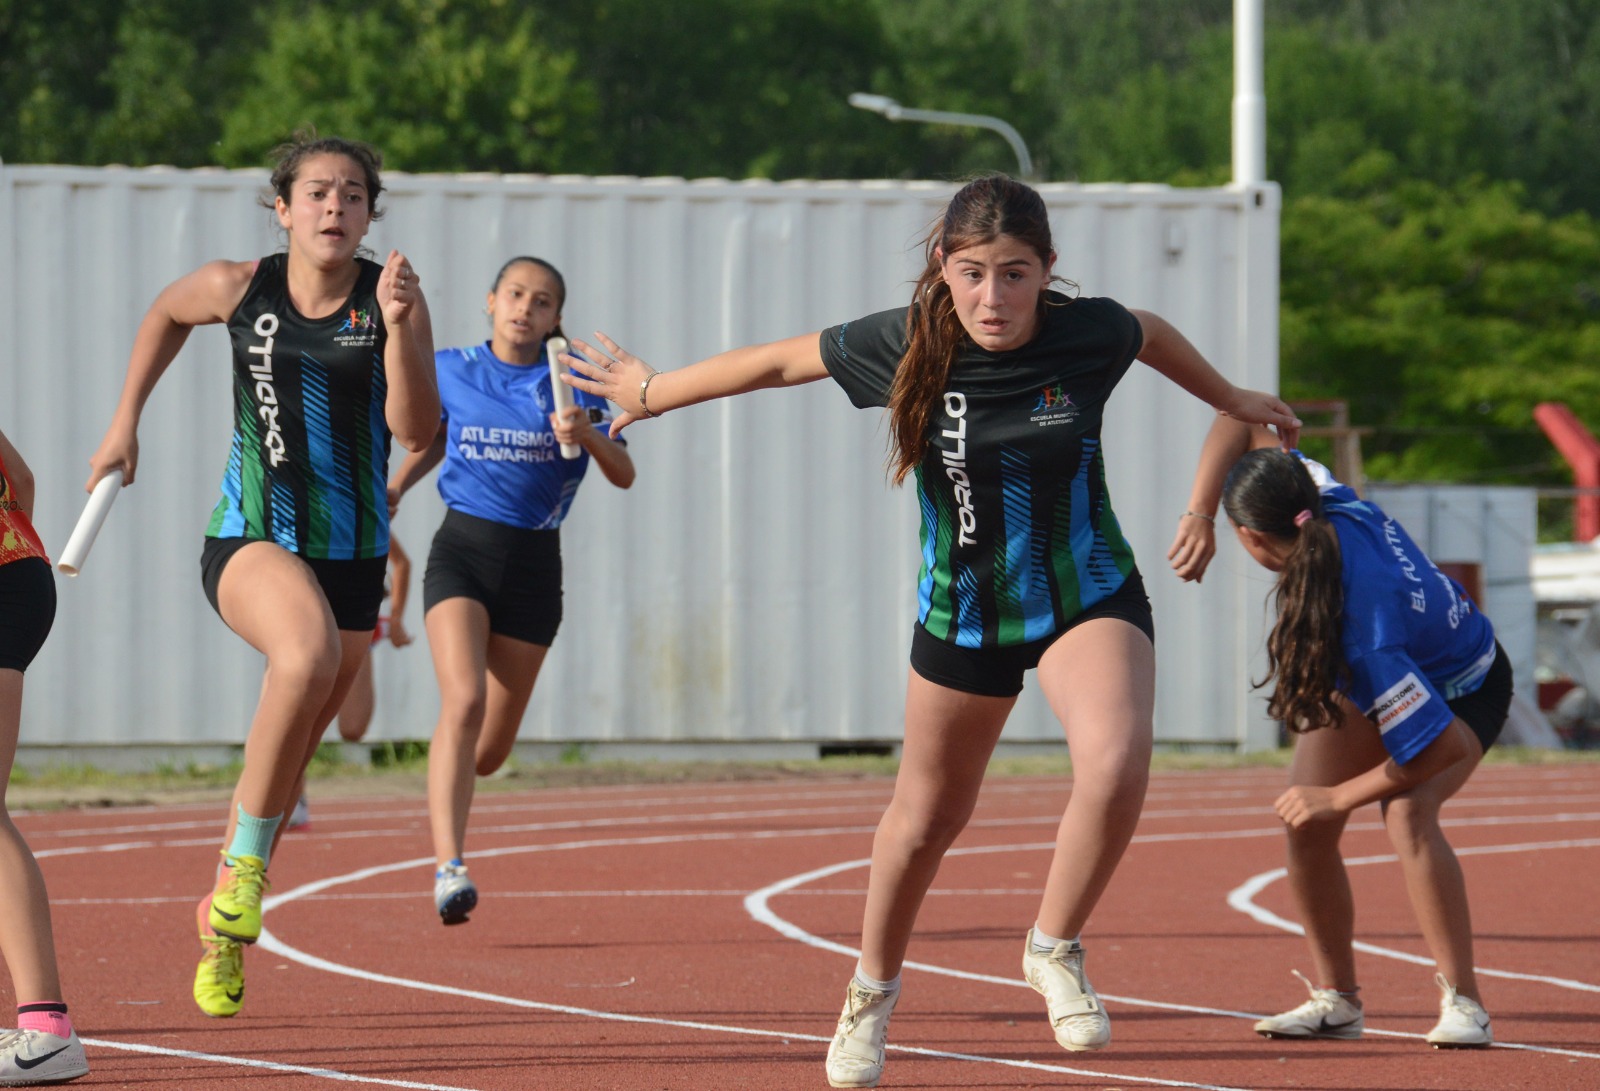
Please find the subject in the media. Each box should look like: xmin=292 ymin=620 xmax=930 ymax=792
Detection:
xmin=849 ymin=93 xmax=1035 ymax=180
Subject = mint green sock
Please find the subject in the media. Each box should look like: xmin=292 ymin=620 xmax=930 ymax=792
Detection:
xmin=225 ymin=805 xmax=281 ymax=866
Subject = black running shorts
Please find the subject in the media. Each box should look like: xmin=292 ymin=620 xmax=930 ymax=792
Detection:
xmin=909 ymin=567 xmax=1155 ymax=698
xmin=1447 ymin=641 xmax=1513 ymax=755
xmin=0 ymin=558 xmax=56 ymax=672
xmin=422 ymin=509 xmax=562 ymax=647
xmin=200 ymin=537 xmax=388 ymax=633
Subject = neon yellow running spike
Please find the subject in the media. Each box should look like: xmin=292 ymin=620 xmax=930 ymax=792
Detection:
xmin=194 ymin=935 xmax=245 ymax=1018
xmin=208 ymin=853 xmax=268 ymax=943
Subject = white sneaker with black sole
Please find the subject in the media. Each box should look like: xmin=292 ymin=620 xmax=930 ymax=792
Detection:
xmin=433 ymin=861 xmax=478 ymax=925
xmin=1022 ymin=929 xmax=1111 ymax=1051
xmin=1253 ymin=969 xmax=1364 ymax=1040
xmin=1425 ymin=973 xmax=1492 ymax=1048
xmin=0 ymin=1028 xmax=89 ymax=1086
xmin=824 ymin=979 xmax=898 ymax=1089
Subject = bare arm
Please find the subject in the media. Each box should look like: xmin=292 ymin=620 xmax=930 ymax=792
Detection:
xmin=385 ymin=533 xmax=413 ymax=646
xmin=559 ymin=331 xmax=830 ymax=438
xmin=1275 ymin=719 xmax=1475 ymax=828
xmin=387 ymin=421 xmax=447 ymax=512
xmin=376 ymin=250 xmax=441 ymax=452
xmin=88 ymin=260 xmax=255 ymax=488
xmin=1168 ymin=416 xmax=1282 ymax=582
xmin=1130 ymin=309 xmax=1301 ymax=448
xmin=0 ymin=428 xmax=35 ymax=516
xmin=553 ymin=408 xmax=636 ymax=488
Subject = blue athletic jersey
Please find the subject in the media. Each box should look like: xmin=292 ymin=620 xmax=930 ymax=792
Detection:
xmin=1302 ymin=454 xmax=1499 ymax=764
xmin=434 ymin=342 xmax=620 ymax=530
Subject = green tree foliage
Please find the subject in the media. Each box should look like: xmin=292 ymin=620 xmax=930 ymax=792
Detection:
xmin=5 ymin=0 xmax=1600 ymax=494
xmin=1281 ymin=166 xmax=1600 ymax=484
xmin=217 ymin=0 xmax=601 ymax=173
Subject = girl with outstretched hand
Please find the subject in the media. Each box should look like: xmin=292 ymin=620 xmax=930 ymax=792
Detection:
xmin=561 ymin=174 xmax=1299 ymax=1087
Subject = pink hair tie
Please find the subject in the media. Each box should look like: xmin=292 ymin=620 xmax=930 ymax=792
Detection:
xmin=1293 ymin=509 xmax=1314 ymax=527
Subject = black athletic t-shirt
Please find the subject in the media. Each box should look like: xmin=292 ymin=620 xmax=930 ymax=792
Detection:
xmin=820 ymin=292 xmax=1143 ymax=648
xmin=209 ymin=253 xmax=392 ymax=559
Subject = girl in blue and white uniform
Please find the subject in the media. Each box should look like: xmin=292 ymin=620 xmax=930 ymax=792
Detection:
xmin=1170 ymin=417 xmax=1510 ymax=1049
xmin=389 ymin=257 xmax=634 ymax=924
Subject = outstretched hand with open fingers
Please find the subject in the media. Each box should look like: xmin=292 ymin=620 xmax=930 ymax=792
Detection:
xmin=558 ymin=332 xmax=652 ymax=437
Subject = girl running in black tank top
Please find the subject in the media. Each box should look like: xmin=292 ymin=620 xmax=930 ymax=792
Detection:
xmin=84 ymin=134 xmax=439 ymax=1020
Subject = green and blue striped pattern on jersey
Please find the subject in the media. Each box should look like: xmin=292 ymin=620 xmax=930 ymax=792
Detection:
xmin=1059 ymin=437 xmax=1133 ymax=609
xmin=300 ymin=355 xmax=341 ymax=555
xmin=998 ymin=444 xmax=1055 ymax=644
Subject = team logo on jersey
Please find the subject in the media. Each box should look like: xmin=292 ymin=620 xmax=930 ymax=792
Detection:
xmin=1029 ymin=383 xmax=1080 ymax=427
xmin=335 ymin=307 xmax=379 ymax=348
xmin=338 ymin=308 xmax=376 ymax=333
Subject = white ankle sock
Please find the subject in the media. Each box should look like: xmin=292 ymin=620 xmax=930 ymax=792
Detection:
xmin=1031 ymin=925 xmax=1078 ymax=953
xmin=853 ymin=964 xmax=901 ymax=994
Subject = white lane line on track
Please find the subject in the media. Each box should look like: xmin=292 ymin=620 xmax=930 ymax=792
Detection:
xmin=79 ymin=1036 xmax=481 ymax=1089
xmin=52 ymin=887 xmax=1049 ymax=908
xmin=1227 ymin=837 xmax=1600 ymax=995
xmin=746 ymin=841 xmax=1600 ymax=1062
xmin=36 ymin=803 xmax=1600 ymax=860
xmin=255 ymin=841 xmax=1253 ymax=1091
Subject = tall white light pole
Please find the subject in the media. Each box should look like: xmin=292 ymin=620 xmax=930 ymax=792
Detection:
xmin=1233 ymin=0 xmax=1266 ymax=185
xmin=849 ymin=93 xmax=1035 ymax=180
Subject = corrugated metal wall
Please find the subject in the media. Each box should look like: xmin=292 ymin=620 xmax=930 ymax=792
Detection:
xmin=1 ymin=165 xmax=1282 ymax=754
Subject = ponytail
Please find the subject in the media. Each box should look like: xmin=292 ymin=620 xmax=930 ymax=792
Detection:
xmin=1222 ymin=449 xmax=1349 ymax=732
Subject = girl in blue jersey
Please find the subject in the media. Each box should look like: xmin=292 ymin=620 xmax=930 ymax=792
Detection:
xmin=1171 ymin=417 xmax=1510 ymax=1049
xmin=389 ymin=256 xmax=634 ymax=924
xmin=85 ymin=135 xmax=439 ymax=1018
xmin=0 ymin=428 xmax=89 ymax=1085
xmin=558 ymin=175 xmax=1301 ymax=1087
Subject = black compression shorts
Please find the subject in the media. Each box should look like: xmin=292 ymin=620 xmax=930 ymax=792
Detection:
xmin=1447 ymin=640 xmax=1513 ymax=755
xmin=909 ymin=567 xmax=1155 ymax=698
xmin=200 ymin=537 xmax=387 ymax=633
xmin=0 ymin=558 xmax=56 ymax=672
xmin=422 ymin=509 xmax=562 ymax=646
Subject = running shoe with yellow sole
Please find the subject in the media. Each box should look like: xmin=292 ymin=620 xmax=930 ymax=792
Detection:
xmin=193 ymin=934 xmax=245 ymax=1018
xmin=208 ymin=853 xmax=268 ymax=943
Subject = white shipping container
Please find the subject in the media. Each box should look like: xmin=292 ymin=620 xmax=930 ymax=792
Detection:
xmin=0 ymin=165 xmax=1282 ymax=762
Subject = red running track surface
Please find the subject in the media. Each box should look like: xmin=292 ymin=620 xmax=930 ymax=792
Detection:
xmin=14 ymin=762 xmax=1600 ymax=1089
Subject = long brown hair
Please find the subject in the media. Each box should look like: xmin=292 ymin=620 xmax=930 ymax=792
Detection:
xmin=1222 ymin=449 xmax=1348 ymax=732
xmin=887 ymin=174 xmax=1057 ymax=485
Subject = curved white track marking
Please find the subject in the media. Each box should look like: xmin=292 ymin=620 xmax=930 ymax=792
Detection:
xmin=79 ymin=1036 xmax=479 ymax=1088
xmin=747 ymin=841 xmax=1600 ymax=1060
xmin=257 ymin=843 xmax=1253 ymax=1091
xmin=1228 ymin=837 xmax=1600 ymax=993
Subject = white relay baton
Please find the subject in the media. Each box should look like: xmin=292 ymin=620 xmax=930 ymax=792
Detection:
xmin=546 ymin=336 xmax=580 ymax=460
xmin=57 ymin=469 xmax=123 ymax=576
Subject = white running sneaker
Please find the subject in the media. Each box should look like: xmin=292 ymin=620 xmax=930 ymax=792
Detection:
xmin=1253 ymin=969 xmax=1364 ymax=1040
xmin=287 ymin=795 xmax=311 ymax=831
xmin=0 ymin=1028 xmax=89 ymax=1085
xmin=1425 ymin=973 xmax=1492 ymax=1048
xmin=1022 ymin=929 xmax=1110 ymax=1051
xmin=433 ymin=861 xmax=478 ymax=925
xmin=824 ymin=979 xmax=898 ymax=1089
